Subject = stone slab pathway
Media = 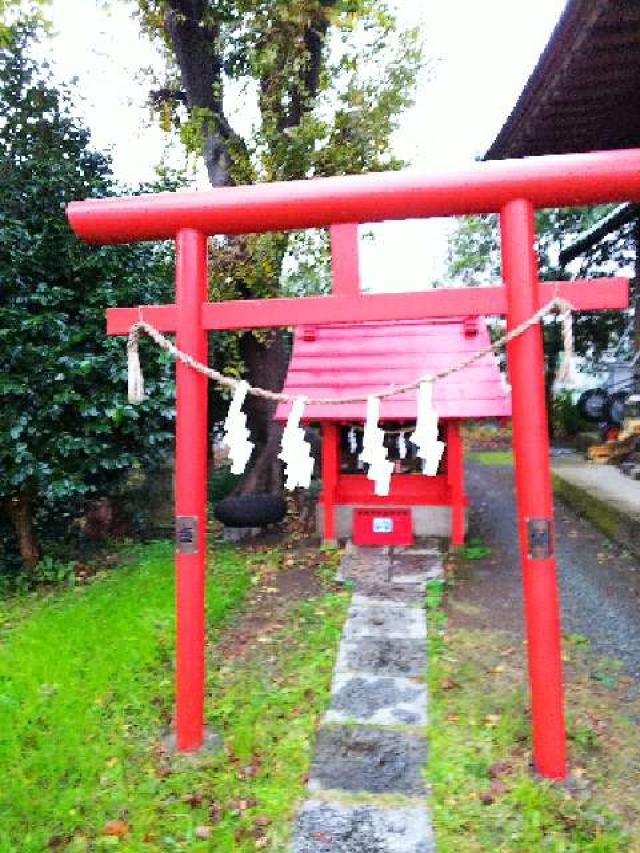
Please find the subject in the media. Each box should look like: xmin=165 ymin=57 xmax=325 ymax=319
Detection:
xmin=291 ymin=544 xmax=441 ymax=853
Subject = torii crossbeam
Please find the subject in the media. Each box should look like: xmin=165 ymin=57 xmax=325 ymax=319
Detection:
xmin=68 ymin=149 xmax=640 ymax=780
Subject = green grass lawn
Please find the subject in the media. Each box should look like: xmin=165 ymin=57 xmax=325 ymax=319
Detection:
xmin=0 ymin=541 xmax=348 ymax=852
xmin=467 ymin=450 xmax=514 ymax=465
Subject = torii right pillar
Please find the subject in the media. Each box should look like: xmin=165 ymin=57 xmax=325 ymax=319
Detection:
xmin=501 ymin=199 xmax=566 ymax=779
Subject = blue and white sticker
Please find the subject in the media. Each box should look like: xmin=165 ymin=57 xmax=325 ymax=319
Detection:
xmin=372 ymin=517 xmax=393 ymax=534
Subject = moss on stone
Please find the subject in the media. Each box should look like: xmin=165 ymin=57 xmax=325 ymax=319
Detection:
xmin=552 ymin=473 xmax=622 ymax=543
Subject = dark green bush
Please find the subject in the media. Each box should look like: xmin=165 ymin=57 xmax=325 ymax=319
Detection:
xmin=551 ymin=391 xmax=592 ymax=438
xmin=209 ymin=465 xmax=241 ymax=503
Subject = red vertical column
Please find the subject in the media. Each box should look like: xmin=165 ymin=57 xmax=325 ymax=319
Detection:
xmin=321 ymin=422 xmax=339 ymax=544
xmin=174 ymin=228 xmax=209 ymax=751
xmin=330 ymin=224 xmax=360 ymax=295
xmin=446 ymin=420 xmax=465 ymax=547
xmin=500 ymin=200 xmax=566 ymax=780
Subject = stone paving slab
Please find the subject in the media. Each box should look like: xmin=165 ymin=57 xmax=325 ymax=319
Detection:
xmin=391 ymin=573 xmax=428 ymax=585
xmin=390 ymin=556 xmax=435 ymax=574
xmin=307 ymin=725 xmax=427 ymax=796
xmin=390 ymin=554 xmax=442 ymax=583
xmin=397 ymin=546 xmax=440 ymax=557
xmin=349 ymin=580 xmax=425 ymax=603
xmin=350 ymin=593 xmax=424 ymax=609
xmin=292 ymin=544 xmax=437 ymax=851
xmin=424 ymin=564 xmax=445 ymax=581
xmin=325 ymin=674 xmax=427 ymax=726
xmin=336 ymin=551 xmax=391 ymax=584
xmin=293 ymin=800 xmax=434 ymax=853
xmin=335 ymin=637 xmax=427 ymax=679
xmin=344 ymin=601 xmax=427 ymax=640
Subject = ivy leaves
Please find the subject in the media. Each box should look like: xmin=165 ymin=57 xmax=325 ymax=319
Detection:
xmin=0 ymin=24 xmax=175 ymax=508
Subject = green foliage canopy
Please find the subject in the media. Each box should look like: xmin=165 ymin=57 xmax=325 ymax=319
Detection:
xmin=136 ymin=0 xmax=423 ymax=300
xmin=0 ymin=23 xmax=175 ymax=567
xmin=447 ymin=207 xmax=632 ymax=358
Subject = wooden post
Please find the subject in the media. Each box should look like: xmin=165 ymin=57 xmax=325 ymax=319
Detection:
xmin=321 ymin=422 xmax=339 ymax=544
xmin=446 ymin=420 xmax=465 ymax=547
xmin=174 ymin=228 xmax=209 ymax=752
xmin=330 ymin=224 xmax=360 ymax=295
xmin=500 ymin=199 xmax=566 ymax=780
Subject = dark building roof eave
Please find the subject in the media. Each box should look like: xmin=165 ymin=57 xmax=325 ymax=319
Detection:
xmin=484 ymin=0 xmax=640 ymax=161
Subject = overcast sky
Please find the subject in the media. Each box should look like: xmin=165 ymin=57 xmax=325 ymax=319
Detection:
xmin=46 ymin=0 xmax=567 ymax=290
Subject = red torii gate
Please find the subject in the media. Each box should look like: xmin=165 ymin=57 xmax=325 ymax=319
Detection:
xmin=67 ymin=149 xmax=639 ymax=781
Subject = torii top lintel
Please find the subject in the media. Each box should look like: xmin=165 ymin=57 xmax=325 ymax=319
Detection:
xmin=68 ymin=149 xmax=640 ymax=244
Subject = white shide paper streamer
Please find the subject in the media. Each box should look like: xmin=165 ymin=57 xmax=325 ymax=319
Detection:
xmin=359 ymin=396 xmax=394 ymax=496
xmin=279 ymin=397 xmax=314 ymax=490
xmin=411 ymin=381 xmax=445 ymax=476
xmin=222 ymin=381 xmax=254 ymax=475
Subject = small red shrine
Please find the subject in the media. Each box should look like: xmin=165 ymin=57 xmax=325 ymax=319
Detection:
xmin=275 ymin=313 xmax=511 ymax=546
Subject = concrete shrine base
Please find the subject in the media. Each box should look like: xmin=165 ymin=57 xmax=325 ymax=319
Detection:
xmin=317 ymin=504 xmax=467 ymax=540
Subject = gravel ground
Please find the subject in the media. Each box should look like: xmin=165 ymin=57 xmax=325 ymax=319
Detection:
xmin=452 ymin=460 xmax=640 ymax=680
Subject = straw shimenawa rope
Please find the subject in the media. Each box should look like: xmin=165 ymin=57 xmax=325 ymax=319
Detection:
xmin=126 ymin=296 xmax=575 ymax=405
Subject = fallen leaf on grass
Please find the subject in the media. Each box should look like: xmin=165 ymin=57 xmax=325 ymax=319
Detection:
xmin=182 ymin=792 xmax=204 ymax=808
xmin=47 ymin=835 xmax=74 ymax=850
xmin=488 ymin=760 xmax=512 ymax=779
xmin=479 ymin=781 xmax=508 ymax=805
xmin=237 ymin=763 xmax=259 ymax=780
xmin=102 ymin=820 xmax=130 ymax=837
xmin=229 ymin=797 xmax=257 ymax=814
xmin=208 ymin=802 xmax=223 ymax=823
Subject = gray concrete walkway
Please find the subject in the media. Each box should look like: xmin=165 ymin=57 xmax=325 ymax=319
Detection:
xmin=291 ymin=545 xmax=441 ymax=853
xmin=551 ymin=450 xmax=640 ymax=557
xmin=461 ymin=459 xmax=640 ymax=681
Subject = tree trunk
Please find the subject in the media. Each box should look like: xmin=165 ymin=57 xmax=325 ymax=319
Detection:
xmin=5 ymin=491 xmax=40 ymax=571
xmin=233 ymin=330 xmax=289 ymax=495
xmin=162 ymin=0 xmax=330 ymax=497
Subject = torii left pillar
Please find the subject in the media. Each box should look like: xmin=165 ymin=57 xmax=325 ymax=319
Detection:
xmin=174 ymin=229 xmax=208 ymax=750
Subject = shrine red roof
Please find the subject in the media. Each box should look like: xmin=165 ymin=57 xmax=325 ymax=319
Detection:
xmin=274 ymin=317 xmax=511 ymax=422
